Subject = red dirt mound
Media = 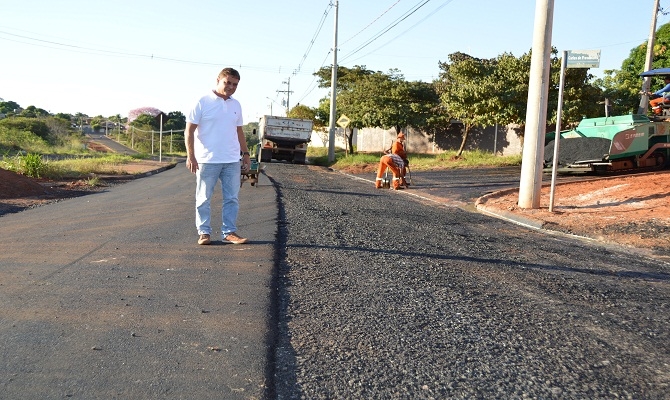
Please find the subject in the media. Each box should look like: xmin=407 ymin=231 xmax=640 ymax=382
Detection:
xmin=0 ymin=168 xmax=50 ymax=199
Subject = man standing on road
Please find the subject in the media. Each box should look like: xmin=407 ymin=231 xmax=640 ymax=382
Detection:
xmin=185 ymin=67 xmax=250 ymax=245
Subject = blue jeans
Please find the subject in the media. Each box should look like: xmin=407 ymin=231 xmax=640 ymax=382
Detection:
xmin=195 ymin=162 xmax=241 ymax=237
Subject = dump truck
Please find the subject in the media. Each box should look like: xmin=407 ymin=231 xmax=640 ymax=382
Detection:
xmin=257 ymin=115 xmax=313 ymax=164
xmin=545 ymin=68 xmax=670 ymax=173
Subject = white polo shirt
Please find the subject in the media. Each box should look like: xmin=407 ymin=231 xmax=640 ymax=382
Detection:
xmin=186 ymin=91 xmax=244 ymax=163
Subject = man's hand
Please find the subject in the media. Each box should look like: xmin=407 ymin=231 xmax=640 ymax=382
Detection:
xmin=186 ymin=156 xmax=199 ymax=174
xmin=241 ymin=154 xmax=251 ymax=171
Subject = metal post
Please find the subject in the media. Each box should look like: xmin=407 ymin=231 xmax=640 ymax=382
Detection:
xmin=637 ymin=0 xmax=660 ymax=115
xmin=327 ymin=0 xmax=339 ymax=163
xmin=518 ymin=0 xmax=554 ymax=209
xmin=549 ymin=51 xmax=567 ymax=212
xmin=159 ymin=114 xmax=163 ymax=162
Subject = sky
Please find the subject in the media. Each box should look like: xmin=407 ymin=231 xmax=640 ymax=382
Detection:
xmin=1 ymin=0 xmax=668 ymax=123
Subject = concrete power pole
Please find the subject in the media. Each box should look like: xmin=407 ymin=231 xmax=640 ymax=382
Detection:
xmin=518 ymin=0 xmax=554 ymax=209
xmin=637 ymin=0 xmax=661 ymax=115
xmin=327 ymin=0 xmax=339 ymax=163
xmin=277 ymin=77 xmax=293 ymax=116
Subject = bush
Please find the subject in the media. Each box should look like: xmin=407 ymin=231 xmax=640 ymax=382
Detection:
xmin=0 ymin=152 xmax=49 ymax=178
xmin=0 ymin=117 xmax=50 ymax=140
xmin=0 ymin=126 xmax=50 ymax=153
xmin=21 ymin=153 xmax=46 ymax=178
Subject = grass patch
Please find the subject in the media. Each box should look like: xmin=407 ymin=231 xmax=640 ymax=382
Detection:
xmin=307 ymin=147 xmax=522 ymax=170
xmin=47 ymin=154 xmax=143 ymax=178
xmin=1 ymin=153 xmax=147 ymax=179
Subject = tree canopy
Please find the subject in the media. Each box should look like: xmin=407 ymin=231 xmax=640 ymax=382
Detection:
xmin=315 ymin=67 xmax=441 ymax=131
xmin=595 ymin=22 xmax=670 ymax=115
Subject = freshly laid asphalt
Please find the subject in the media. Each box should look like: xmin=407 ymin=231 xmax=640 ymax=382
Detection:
xmin=0 ymin=164 xmax=277 ymax=399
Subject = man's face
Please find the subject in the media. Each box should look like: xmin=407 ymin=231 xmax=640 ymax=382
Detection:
xmin=216 ymin=75 xmax=239 ymax=98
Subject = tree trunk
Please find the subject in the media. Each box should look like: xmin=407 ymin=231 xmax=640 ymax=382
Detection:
xmin=347 ymin=130 xmax=355 ymax=154
xmin=456 ymin=123 xmax=470 ymax=157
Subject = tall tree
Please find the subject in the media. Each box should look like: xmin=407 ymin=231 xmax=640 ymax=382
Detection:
xmin=164 ymin=111 xmax=186 ymax=131
xmin=316 ymin=68 xmax=441 ymax=152
xmin=435 ymin=52 xmax=498 ymax=156
xmin=0 ymin=100 xmax=21 ymax=115
xmin=287 ymin=104 xmax=317 ymax=122
xmin=595 ymin=22 xmax=670 ymax=115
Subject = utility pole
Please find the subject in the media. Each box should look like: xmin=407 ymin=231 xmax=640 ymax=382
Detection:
xmin=518 ymin=0 xmax=554 ymax=209
xmin=277 ymin=77 xmax=293 ymax=115
xmin=327 ymin=0 xmax=339 ymax=162
xmin=637 ymin=0 xmax=661 ymax=115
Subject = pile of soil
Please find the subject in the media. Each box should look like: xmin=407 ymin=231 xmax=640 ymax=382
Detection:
xmin=0 ymin=169 xmax=51 ymax=199
xmin=478 ymin=170 xmax=670 ymax=256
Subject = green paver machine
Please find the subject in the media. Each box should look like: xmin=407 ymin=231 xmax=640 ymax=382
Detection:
xmin=545 ymin=68 xmax=670 ymax=173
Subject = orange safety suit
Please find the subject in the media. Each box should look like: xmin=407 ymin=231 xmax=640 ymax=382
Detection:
xmin=391 ymin=140 xmax=408 ymax=186
xmin=650 ymin=96 xmax=668 ymax=115
xmin=375 ymin=154 xmax=404 ymax=189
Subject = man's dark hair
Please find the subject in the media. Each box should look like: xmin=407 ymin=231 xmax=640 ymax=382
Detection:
xmin=218 ymin=68 xmax=241 ymax=80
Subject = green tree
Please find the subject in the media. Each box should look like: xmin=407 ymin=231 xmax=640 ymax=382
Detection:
xmin=595 ymin=22 xmax=670 ymax=115
xmin=54 ymin=113 xmax=72 ymax=121
xmin=130 ymin=114 xmax=160 ymax=129
xmin=164 ymin=111 xmax=186 ymax=131
xmin=20 ymin=105 xmax=49 ymax=118
xmin=287 ymin=104 xmax=317 ymax=121
xmin=0 ymin=100 xmax=21 ymax=115
xmin=316 ymin=68 xmax=441 ymax=152
xmin=90 ymin=115 xmax=105 ymax=131
xmin=0 ymin=117 xmax=51 ymax=140
xmin=436 ymin=52 xmax=499 ymax=156
xmin=314 ymin=65 xmax=376 ymax=92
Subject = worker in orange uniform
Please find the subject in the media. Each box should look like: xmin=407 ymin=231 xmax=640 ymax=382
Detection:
xmin=648 ymin=75 xmax=670 ymax=115
xmin=375 ymin=153 xmax=405 ymax=190
xmin=391 ymin=132 xmax=409 ymax=186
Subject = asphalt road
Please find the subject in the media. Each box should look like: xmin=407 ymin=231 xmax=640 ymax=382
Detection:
xmin=0 ymin=164 xmax=277 ymax=399
xmin=1 ymin=162 xmax=669 ymax=399
xmin=270 ymin=163 xmax=670 ymax=399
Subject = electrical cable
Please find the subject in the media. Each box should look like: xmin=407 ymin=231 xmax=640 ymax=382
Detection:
xmin=339 ymin=0 xmax=402 ymax=47
xmin=343 ymin=0 xmax=455 ymax=65
xmin=339 ymin=0 xmax=432 ymax=63
xmin=293 ymin=3 xmax=332 ymax=75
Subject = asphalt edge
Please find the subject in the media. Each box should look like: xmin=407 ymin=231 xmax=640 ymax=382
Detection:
xmin=96 ymin=161 xmax=178 ymax=181
xmin=474 ymin=187 xmax=546 ymax=230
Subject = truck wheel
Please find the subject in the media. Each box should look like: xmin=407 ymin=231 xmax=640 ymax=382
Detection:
xmin=260 ymin=148 xmax=272 ymax=163
xmin=293 ymin=153 xmax=306 ymax=164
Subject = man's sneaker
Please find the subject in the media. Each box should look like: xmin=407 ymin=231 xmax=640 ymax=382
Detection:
xmin=223 ymin=232 xmax=248 ymax=244
xmin=198 ymin=234 xmax=211 ymax=245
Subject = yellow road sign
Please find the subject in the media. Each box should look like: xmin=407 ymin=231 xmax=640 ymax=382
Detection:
xmin=337 ymin=114 xmax=351 ymax=128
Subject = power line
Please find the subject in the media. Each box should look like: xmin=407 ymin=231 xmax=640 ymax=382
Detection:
xmin=343 ymin=0 xmax=455 ymax=65
xmin=339 ymin=0 xmax=402 ymax=47
xmin=339 ymin=0 xmax=432 ymax=63
xmin=0 ymin=28 xmax=312 ymax=74
xmin=295 ymin=50 xmax=334 ymax=105
xmin=293 ymin=2 xmax=332 ymax=75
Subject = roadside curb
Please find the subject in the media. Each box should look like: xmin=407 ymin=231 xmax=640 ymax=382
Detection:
xmin=95 ymin=162 xmax=178 ymax=181
xmin=474 ymin=188 xmax=546 ymax=230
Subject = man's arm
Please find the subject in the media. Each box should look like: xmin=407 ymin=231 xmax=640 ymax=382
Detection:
xmin=185 ymin=122 xmax=199 ymax=174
